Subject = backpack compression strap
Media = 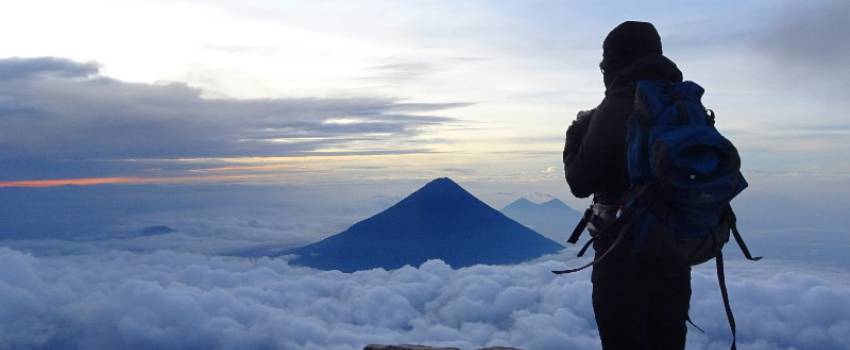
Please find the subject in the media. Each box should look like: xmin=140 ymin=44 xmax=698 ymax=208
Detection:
xmin=729 ymin=210 xmax=763 ymax=261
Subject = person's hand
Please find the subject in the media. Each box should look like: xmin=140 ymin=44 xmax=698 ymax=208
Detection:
xmin=569 ymin=109 xmax=594 ymax=138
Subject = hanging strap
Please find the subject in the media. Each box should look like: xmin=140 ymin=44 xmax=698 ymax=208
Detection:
xmin=567 ymin=208 xmax=593 ymax=244
xmin=551 ymin=206 xmax=643 ymax=275
xmin=687 ymin=316 xmax=705 ymax=334
xmin=551 ymin=223 xmax=627 ymax=274
xmin=576 ymin=236 xmax=596 ymax=257
xmin=709 ymin=208 xmax=759 ymax=350
xmin=729 ymin=210 xmax=762 ymax=261
xmin=716 ymin=251 xmax=737 ymax=350
xmin=566 ymin=183 xmax=651 ymax=246
xmin=553 ymin=184 xmax=651 ymax=275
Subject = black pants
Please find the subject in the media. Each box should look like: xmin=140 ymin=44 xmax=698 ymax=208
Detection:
xmin=591 ymin=238 xmax=692 ymax=350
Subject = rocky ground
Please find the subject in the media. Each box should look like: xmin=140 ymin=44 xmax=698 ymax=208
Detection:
xmin=364 ymin=345 xmax=522 ymax=350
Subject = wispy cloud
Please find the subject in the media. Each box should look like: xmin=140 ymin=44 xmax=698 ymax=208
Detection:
xmin=362 ymin=62 xmax=438 ymax=84
xmin=0 ymin=57 xmax=471 ymax=182
xmin=0 ymin=56 xmax=99 ymax=80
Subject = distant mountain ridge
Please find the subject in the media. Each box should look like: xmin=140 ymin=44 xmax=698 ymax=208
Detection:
xmin=501 ymin=197 xmax=582 ymax=243
xmin=280 ymin=178 xmax=563 ymax=272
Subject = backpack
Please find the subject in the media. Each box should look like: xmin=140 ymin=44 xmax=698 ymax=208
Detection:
xmin=553 ymin=80 xmax=761 ymax=350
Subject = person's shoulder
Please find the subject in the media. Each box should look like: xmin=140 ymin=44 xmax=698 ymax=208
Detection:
xmin=604 ymin=83 xmax=636 ymax=99
xmin=596 ymin=84 xmax=635 ymax=116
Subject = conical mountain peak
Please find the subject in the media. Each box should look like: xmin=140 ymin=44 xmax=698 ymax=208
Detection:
xmin=425 ymin=177 xmax=460 ymax=187
xmin=392 ymin=177 xmax=481 ymax=212
xmin=414 ymin=177 xmax=466 ymax=196
xmin=282 ymin=178 xmax=562 ymax=272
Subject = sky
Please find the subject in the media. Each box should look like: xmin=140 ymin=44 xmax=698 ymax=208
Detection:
xmin=0 ymin=0 xmax=847 ymax=242
xmin=0 ymin=0 xmax=848 ymax=191
xmin=1 ymin=1 xmax=850 ymax=349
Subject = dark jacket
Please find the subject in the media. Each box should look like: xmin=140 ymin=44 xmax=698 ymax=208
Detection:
xmin=563 ymin=54 xmax=683 ymax=204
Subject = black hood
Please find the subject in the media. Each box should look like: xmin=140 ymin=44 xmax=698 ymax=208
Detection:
xmin=605 ymin=54 xmax=683 ymax=92
xmin=602 ymin=21 xmax=663 ymax=73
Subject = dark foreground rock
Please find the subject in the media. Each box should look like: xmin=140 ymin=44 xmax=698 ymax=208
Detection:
xmin=364 ymin=346 xmax=458 ymax=350
xmin=364 ymin=345 xmax=522 ymax=350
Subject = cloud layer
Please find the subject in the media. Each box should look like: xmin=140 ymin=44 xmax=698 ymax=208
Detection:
xmin=0 ymin=57 xmax=467 ymax=180
xmin=0 ymin=247 xmax=847 ymax=350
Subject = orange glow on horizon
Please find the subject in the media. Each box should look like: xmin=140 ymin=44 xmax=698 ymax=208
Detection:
xmin=0 ymin=177 xmax=139 ymax=188
xmin=0 ymin=174 xmax=267 ymax=188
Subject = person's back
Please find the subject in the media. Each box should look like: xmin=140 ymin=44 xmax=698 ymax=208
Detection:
xmin=563 ymin=21 xmax=691 ymax=350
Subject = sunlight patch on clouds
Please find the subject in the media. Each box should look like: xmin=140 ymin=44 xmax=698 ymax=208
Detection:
xmin=322 ymin=118 xmax=376 ymax=125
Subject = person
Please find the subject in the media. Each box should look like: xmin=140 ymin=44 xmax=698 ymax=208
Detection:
xmin=563 ymin=21 xmax=691 ymax=350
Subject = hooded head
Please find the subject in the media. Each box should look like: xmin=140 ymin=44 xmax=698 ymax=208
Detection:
xmin=601 ymin=21 xmax=663 ymax=87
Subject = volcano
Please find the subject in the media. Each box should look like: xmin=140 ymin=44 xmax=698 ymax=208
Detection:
xmin=283 ymin=177 xmax=562 ymax=272
xmin=501 ymin=197 xmax=582 ymax=243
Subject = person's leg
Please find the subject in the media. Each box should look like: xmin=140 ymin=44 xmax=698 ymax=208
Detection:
xmin=646 ymin=263 xmax=692 ymax=350
xmin=591 ymin=242 xmax=648 ymax=350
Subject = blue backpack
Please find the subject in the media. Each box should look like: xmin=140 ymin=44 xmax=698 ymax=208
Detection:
xmin=554 ymin=80 xmax=761 ymax=350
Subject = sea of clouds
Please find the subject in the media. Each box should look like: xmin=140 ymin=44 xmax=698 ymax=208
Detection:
xmin=1 ymin=247 xmax=848 ymax=350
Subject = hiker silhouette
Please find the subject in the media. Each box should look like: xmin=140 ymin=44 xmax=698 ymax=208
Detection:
xmin=561 ymin=21 xmax=759 ymax=350
xmin=564 ymin=21 xmax=691 ymax=350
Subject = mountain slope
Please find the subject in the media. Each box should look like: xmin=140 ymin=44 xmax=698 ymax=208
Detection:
xmin=501 ymin=197 xmax=582 ymax=243
xmin=283 ymin=178 xmax=563 ymax=272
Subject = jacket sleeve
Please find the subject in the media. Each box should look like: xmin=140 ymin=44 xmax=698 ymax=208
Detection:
xmin=563 ymin=109 xmax=595 ymax=198
xmin=564 ymin=97 xmax=629 ymax=199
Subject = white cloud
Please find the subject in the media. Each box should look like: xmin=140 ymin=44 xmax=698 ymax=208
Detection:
xmin=0 ymin=247 xmax=847 ymax=350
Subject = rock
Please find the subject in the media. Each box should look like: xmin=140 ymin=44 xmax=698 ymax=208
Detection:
xmin=363 ymin=345 xmax=523 ymax=350
xmin=364 ymin=345 xmax=459 ymax=350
